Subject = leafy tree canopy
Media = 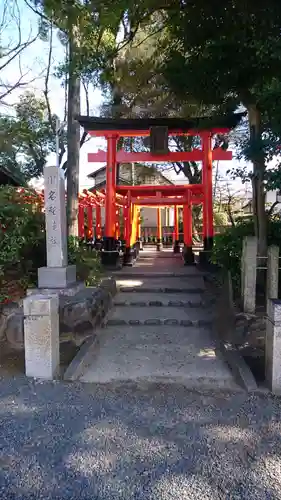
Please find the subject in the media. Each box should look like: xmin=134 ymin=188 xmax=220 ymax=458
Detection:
xmin=0 ymin=91 xmax=56 ymax=181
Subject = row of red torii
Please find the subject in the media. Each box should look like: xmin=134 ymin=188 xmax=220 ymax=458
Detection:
xmin=77 ymin=114 xmax=244 ymax=266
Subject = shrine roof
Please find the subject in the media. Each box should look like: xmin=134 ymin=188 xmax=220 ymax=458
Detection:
xmin=77 ymin=112 xmax=246 ymax=135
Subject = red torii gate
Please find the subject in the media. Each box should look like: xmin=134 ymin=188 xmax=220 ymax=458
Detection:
xmin=78 ymin=113 xmax=244 ymax=266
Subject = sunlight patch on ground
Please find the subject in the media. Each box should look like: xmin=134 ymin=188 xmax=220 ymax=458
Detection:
xmin=0 ymin=399 xmax=38 ymax=414
xmin=117 ymin=280 xmax=144 ymax=287
xmin=153 ymin=474 xmax=216 ymax=499
xmin=197 ymin=349 xmax=216 ymax=358
xmin=208 ymin=425 xmax=255 ymax=444
xmin=134 ymin=262 xmax=156 ymax=267
xmin=65 ymin=421 xmax=180 ymax=476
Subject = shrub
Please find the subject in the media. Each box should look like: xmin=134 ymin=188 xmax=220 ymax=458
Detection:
xmin=211 ymin=220 xmax=255 ymax=296
xmin=68 ymin=236 xmax=102 ymax=285
xmin=211 ymin=217 xmax=281 ymax=297
xmin=0 ymin=186 xmax=45 ymax=275
xmin=0 ymin=186 xmax=102 ymax=302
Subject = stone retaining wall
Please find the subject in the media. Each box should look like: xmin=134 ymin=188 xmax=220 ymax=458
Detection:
xmin=0 ymin=277 xmax=117 ymax=350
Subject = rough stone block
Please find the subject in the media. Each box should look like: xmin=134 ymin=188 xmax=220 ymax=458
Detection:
xmin=128 ymin=319 xmax=141 ymax=325
xmin=266 ymin=299 xmax=281 ymax=394
xmin=38 ymin=265 xmax=77 ymax=289
xmin=164 ymin=319 xmax=179 ymax=325
xmin=107 ymin=319 xmax=127 ymax=326
xmin=23 ymin=294 xmax=59 ymax=316
xmin=144 ymin=319 xmax=161 ymax=325
xmin=6 ymin=312 xmax=24 ymax=350
xmin=180 ymin=319 xmax=193 ymax=326
xmin=23 ymin=294 xmax=59 ymax=380
xmin=241 ymin=236 xmax=257 ymax=314
xmin=3 ymin=277 xmax=118 ymax=350
xmin=267 ymin=245 xmax=279 ymax=306
xmin=27 ymin=282 xmax=85 ymax=297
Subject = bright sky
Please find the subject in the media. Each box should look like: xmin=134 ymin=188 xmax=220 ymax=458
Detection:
xmin=0 ymin=0 xmax=255 ymax=195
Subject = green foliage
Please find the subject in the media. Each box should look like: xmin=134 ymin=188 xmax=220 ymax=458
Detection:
xmin=0 ymin=92 xmax=56 ymax=181
xmin=68 ymin=236 xmax=102 ymax=285
xmin=162 ymin=3 xmax=281 ymax=108
xmin=211 ymin=217 xmax=281 ymax=296
xmin=211 ymin=220 xmax=255 ymax=291
xmin=0 ymin=186 xmax=46 ymax=300
xmin=34 ymin=0 xmax=129 ymax=80
xmin=159 ymin=1 xmax=281 ymax=198
xmin=0 ymin=187 xmax=102 ymax=302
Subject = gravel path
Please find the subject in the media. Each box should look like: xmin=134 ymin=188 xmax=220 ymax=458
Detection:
xmin=1 ymin=377 xmax=281 ymax=499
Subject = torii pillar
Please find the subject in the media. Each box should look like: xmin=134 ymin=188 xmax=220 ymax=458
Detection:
xmin=173 ymin=205 xmax=180 ymax=253
xmin=182 ymin=191 xmax=194 ymax=265
xmin=201 ymin=132 xmax=214 ymax=263
xmin=102 ymin=135 xmax=119 ymax=267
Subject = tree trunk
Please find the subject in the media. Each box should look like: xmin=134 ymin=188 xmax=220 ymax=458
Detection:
xmin=66 ymin=36 xmax=80 ymax=238
xmin=247 ymin=104 xmax=267 ymax=257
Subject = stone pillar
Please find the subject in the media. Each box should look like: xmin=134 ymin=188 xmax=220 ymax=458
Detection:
xmin=267 ymin=245 xmax=279 ymax=305
xmin=23 ymin=294 xmax=60 ymax=379
xmin=38 ymin=165 xmax=76 ymax=289
xmin=241 ymin=236 xmax=257 ymax=313
xmin=266 ymin=299 xmax=281 ymax=394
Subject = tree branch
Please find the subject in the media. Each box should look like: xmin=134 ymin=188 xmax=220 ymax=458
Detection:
xmin=267 ymin=201 xmax=279 ymax=217
xmin=43 ymin=22 xmax=55 ymax=134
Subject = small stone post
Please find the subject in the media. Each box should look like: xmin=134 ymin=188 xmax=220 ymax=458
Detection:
xmin=241 ymin=236 xmax=257 ymax=313
xmin=267 ymin=245 xmax=279 ymax=306
xmin=23 ymin=294 xmax=60 ymax=379
xmin=38 ymin=165 xmax=76 ymax=288
xmin=266 ymin=298 xmax=281 ymax=394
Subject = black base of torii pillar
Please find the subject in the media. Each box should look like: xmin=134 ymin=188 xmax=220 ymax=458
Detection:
xmin=100 ymin=236 xmax=121 ymax=269
xmin=182 ymin=245 xmax=195 ymax=265
xmin=199 ymin=237 xmax=214 ymax=265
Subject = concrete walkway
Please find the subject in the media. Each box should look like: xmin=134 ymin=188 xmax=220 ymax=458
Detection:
xmin=80 ymin=250 xmax=238 ymax=389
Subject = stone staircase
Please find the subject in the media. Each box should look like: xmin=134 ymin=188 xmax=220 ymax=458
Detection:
xmin=79 ymin=250 xmax=238 ymax=389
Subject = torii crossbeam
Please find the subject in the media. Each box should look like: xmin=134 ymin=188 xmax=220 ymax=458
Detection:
xmin=78 ymin=113 xmax=245 ymax=267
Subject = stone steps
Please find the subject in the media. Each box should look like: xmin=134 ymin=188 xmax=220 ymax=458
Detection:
xmin=114 ymin=299 xmax=205 ymax=307
xmin=106 ymin=303 xmax=213 ymax=327
xmin=113 ymin=292 xmax=206 ymax=307
xmin=113 ymin=272 xmax=202 ymax=278
xmin=106 ymin=318 xmax=212 ymax=327
xmin=77 ymin=252 xmax=238 ymax=390
xmin=79 ymin=325 xmax=237 ymax=388
xmin=118 ymin=286 xmax=204 ymax=294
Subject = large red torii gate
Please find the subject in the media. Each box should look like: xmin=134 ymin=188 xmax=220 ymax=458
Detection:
xmin=78 ymin=113 xmax=245 ymax=267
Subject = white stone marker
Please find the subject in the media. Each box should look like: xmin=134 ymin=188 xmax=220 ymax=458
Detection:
xmin=38 ymin=165 xmax=76 ymax=288
xmin=267 ymin=245 xmax=279 ymax=306
xmin=23 ymin=294 xmax=60 ymax=379
xmin=266 ymin=298 xmax=281 ymax=394
xmin=241 ymin=236 xmax=257 ymax=314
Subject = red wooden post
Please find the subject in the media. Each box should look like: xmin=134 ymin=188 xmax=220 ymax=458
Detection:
xmin=115 ymin=208 xmax=120 ymax=239
xmin=105 ymin=135 xmax=117 ymax=239
xmin=124 ymin=191 xmax=135 ymax=265
xmin=95 ymin=205 xmax=102 ymax=239
xmin=102 ymin=135 xmax=120 ymax=266
xmin=125 ymin=192 xmax=131 ymax=248
xmin=183 ymin=191 xmax=194 ymax=264
xmin=202 ymin=132 xmax=214 ymax=251
xmin=173 ymin=205 xmax=180 ymax=253
xmin=87 ymin=205 xmax=93 ymax=240
xmin=78 ymin=204 xmax=85 ymax=239
xmin=123 ymin=205 xmax=128 ymax=243
xmin=156 ymin=207 xmax=162 ymax=251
